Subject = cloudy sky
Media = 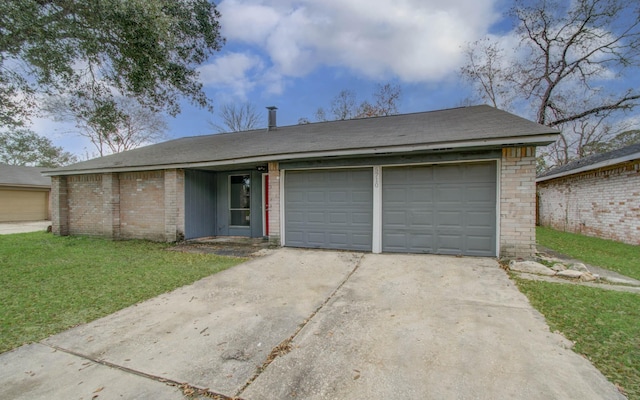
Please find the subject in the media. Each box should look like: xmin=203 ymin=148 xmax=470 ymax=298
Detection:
xmin=195 ymin=0 xmax=504 ymax=128
xmin=36 ymin=0 xmax=609 ymax=157
xmin=35 ymin=0 xmax=518 ymax=156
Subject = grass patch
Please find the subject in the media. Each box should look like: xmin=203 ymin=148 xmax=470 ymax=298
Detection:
xmin=537 ymin=226 xmax=640 ymax=280
xmin=514 ymin=278 xmax=640 ymax=399
xmin=0 ymin=232 xmax=245 ymax=354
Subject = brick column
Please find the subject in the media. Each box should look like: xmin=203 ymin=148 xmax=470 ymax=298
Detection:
xmin=50 ymin=176 xmax=69 ymax=236
xmin=500 ymin=147 xmax=537 ymax=259
xmin=268 ymin=162 xmax=281 ymax=245
xmin=102 ymin=173 xmax=120 ymax=239
xmin=164 ymin=169 xmax=185 ymax=242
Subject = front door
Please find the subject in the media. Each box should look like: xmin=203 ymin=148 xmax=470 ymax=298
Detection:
xmin=228 ymin=174 xmax=251 ymax=236
xmin=263 ymin=173 xmax=269 ymax=236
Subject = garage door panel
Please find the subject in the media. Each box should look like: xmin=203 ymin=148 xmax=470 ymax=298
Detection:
xmin=285 ymin=169 xmax=373 ymax=251
xmin=353 ymin=212 xmax=372 ymax=224
xmin=435 ymin=165 xmax=464 ymax=181
xmin=467 ymin=235 xmax=493 ymax=253
xmin=306 ymin=191 xmax=326 ymax=203
xmin=465 ymin=163 xmax=496 ymax=180
xmin=329 ymin=212 xmax=348 ymax=224
xmin=438 ymin=186 xmax=464 ymax=202
xmin=437 ymin=234 xmax=464 ymax=254
xmin=352 ymin=190 xmax=372 ymax=203
xmin=466 ymin=211 xmax=494 ymax=228
xmin=383 ymin=162 xmax=496 ymax=256
xmin=411 ymin=211 xmax=433 ymax=227
xmin=437 ymin=211 xmax=463 ymax=227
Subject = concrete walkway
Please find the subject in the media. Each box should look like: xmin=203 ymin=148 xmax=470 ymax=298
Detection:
xmin=0 ymin=220 xmax=51 ymax=235
xmin=0 ymin=249 xmax=625 ymax=400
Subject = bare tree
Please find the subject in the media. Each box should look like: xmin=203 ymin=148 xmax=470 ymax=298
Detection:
xmin=46 ymin=97 xmax=168 ymax=156
xmin=460 ymin=0 xmax=640 ymax=166
xmin=211 ymin=103 xmax=263 ymax=133
xmin=460 ymin=38 xmax=514 ymax=109
xmin=311 ymin=83 xmax=402 ymax=122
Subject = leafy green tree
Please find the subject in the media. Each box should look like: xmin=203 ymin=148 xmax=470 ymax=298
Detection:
xmin=0 ymin=0 xmax=224 ymax=127
xmin=0 ymin=129 xmax=77 ymax=167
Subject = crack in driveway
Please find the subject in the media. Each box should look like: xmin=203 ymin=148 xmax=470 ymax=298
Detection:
xmin=42 ymin=342 xmax=234 ymax=399
xmin=234 ymin=252 xmax=364 ymax=398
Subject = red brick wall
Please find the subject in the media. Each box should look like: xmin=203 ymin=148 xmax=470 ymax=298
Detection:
xmin=51 ymin=169 xmax=185 ymax=242
xmin=67 ymin=174 xmax=104 ymax=236
xmin=537 ymin=160 xmax=640 ymax=245
xmin=500 ymin=147 xmax=537 ymax=258
xmin=119 ymin=171 xmax=165 ymax=241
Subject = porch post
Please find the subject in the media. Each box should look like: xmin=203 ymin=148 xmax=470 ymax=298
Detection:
xmin=268 ymin=162 xmax=281 ymax=245
xmin=50 ymin=176 xmax=69 ymax=236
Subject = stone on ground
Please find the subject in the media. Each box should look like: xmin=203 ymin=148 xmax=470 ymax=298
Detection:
xmin=509 ymin=260 xmax=556 ymax=276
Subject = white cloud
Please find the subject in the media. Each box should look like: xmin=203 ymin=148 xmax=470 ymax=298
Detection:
xmin=216 ymin=0 xmax=500 ymax=85
xmin=197 ymin=52 xmax=266 ymax=99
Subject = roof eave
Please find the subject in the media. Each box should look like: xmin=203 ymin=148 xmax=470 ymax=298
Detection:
xmin=537 ymin=152 xmax=640 ymax=182
xmin=44 ymin=133 xmax=559 ymax=176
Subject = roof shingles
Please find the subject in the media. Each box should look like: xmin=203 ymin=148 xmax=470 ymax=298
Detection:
xmin=46 ymin=105 xmax=559 ymax=175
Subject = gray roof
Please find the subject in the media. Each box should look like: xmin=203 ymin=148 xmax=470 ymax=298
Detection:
xmin=0 ymin=164 xmax=51 ymax=187
xmin=45 ymin=105 xmax=559 ymax=175
xmin=537 ymin=142 xmax=640 ymax=182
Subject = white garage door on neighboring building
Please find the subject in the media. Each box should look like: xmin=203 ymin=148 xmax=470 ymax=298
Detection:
xmin=382 ymin=162 xmax=497 ymax=256
xmin=284 ymin=168 xmax=373 ymax=251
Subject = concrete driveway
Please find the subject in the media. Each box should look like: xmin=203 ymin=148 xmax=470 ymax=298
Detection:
xmin=0 ymin=220 xmax=51 ymax=235
xmin=0 ymin=249 xmax=624 ymax=400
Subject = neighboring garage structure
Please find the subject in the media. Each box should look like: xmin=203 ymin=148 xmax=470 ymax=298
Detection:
xmin=44 ymin=105 xmax=559 ymax=258
xmin=0 ymin=164 xmax=51 ymax=222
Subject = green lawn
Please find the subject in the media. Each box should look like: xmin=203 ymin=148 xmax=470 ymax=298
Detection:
xmin=521 ymin=227 xmax=640 ymax=399
xmin=537 ymin=226 xmax=640 ymax=280
xmin=0 ymin=232 xmax=245 ymax=354
xmin=515 ymin=279 xmax=640 ymax=399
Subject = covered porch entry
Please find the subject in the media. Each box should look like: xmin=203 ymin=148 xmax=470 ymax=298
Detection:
xmin=184 ymin=168 xmax=268 ymax=240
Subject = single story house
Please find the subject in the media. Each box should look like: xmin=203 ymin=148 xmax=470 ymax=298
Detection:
xmin=537 ymin=142 xmax=640 ymax=245
xmin=44 ymin=105 xmax=559 ymax=258
xmin=0 ymin=164 xmax=51 ymax=222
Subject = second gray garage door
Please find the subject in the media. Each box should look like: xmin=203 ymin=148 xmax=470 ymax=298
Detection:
xmin=285 ymin=169 xmax=373 ymax=251
xmin=383 ymin=162 xmax=497 ymax=256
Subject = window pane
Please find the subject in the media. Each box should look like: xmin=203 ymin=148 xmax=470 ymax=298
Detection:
xmin=230 ymin=175 xmax=250 ymax=209
xmin=230 ymin=210 xmax=250 ymax=226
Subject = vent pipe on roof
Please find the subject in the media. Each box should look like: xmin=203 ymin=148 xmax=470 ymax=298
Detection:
xmin=266 ymin=106 xmax=277 ymax=131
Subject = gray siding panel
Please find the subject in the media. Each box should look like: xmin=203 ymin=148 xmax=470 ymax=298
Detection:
xmin=184 ymin=170 xmax=216 ymax=240
xmin=382 ymin=162 xmax=496 ymax=256
xmin=285 ymin=169 xmax=373 ymax=251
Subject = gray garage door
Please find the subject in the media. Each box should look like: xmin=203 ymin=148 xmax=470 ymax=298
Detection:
xmin=383 ymin=162 xmax=496 ymax=256
xmin=285 ymin=169 xmax=373 ymax=251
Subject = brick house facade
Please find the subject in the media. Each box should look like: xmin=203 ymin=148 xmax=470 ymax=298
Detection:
xmin=46 ymin=106 xmax=558 ymax=259
xmin=537 ymin=143 xmax=640 ymax=245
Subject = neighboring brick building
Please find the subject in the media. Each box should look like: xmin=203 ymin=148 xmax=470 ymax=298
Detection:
xmin=537 ymin=143 xmax=640 ymax=245
xmin=45 ymin=105 xmax=559 ymax=259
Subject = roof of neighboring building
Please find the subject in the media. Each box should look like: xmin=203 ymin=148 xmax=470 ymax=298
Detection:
xmin=0 ymin=164 xmax=51 ymax=188
xmin=537 ymin=142 xmax=640 ymax=182
xmin=44 ymin=105 xmax=559 ymax=175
